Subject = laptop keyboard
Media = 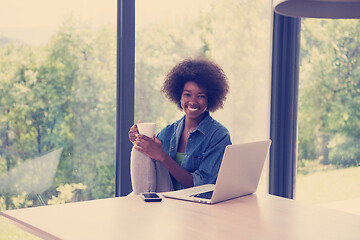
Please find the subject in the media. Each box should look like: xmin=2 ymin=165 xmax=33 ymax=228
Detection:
xmin=192 ymin=190 xmax=214 ymax=199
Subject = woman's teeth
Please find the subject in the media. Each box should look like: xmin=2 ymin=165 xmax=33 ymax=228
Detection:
xmin=188 ymin=106 xmax=198 ymax=111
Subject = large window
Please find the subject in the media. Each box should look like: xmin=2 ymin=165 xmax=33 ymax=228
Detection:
xmin=1 ymin=0 xmax=272 ymax=237
xmin=135 ymin=0 xmax=272 ymax=192
xmin=297 ymin=18 xmax=360 ymax=215
xmin=0 ymin=0 xmax=117 ymax=212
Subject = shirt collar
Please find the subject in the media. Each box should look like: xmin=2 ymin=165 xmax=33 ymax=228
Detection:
xmin=195 ymin=111 xmax=212 ymax=135
xmin=177 ymin=111 xmax=212 ymax=136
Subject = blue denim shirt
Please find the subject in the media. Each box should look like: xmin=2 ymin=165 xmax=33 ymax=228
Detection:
xmin=157 ymin=112 xmax=232 ymax=188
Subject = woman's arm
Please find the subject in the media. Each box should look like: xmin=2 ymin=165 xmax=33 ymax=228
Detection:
xmin=157 ymin=152 xmax=194 ymax=188
xmin=134 ymin=134 xmax=194 ymax=188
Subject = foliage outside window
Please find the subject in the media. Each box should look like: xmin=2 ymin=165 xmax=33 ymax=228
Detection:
xmin=297 ymin=18 xmax=360 ymax=210
xmin=0 ymin=18 xmax=117 ymax=210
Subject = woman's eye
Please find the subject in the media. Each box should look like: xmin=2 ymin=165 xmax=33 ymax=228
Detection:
xmin=198 ymin=95 xmax=206 ymax=98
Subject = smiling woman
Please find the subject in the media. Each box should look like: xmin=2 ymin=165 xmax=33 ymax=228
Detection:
xmin=134 ymin=0 xmax=271 ymax=194
xmin=129 ymin=57 xmax=232 ymax=192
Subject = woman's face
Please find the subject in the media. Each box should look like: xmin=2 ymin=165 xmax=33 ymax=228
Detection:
xmin=180 ymin=81 xmax=208 ymax=121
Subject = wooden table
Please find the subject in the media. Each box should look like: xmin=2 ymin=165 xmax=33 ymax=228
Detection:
xmin=1 ymin=194 xmax=360 ymax=240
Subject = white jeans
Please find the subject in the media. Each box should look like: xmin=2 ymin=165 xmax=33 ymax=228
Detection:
xmin=130 ymin=146 xmax=173 ymax=195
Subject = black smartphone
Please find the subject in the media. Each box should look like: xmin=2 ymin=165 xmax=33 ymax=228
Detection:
xmin=140 ymin=192 xmax=162 ymax=202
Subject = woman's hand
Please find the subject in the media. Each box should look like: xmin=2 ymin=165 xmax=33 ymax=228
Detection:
xmin=134 ymin=135 xmax=167 ymax=162
xmin=128 ymin=120 xmax=141 ymax=144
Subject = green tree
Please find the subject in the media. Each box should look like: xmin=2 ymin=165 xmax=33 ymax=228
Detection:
xmin=299 ymin=19 xmax=360 ymax=167
xmin=44 ymin=18 xmax=117 ymax=200
xmin=0 ymin=17 xmax=117 ymax=209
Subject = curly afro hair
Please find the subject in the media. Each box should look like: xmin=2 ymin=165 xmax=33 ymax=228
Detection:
xmin=162 ymin=57 xmax=229 ymax=112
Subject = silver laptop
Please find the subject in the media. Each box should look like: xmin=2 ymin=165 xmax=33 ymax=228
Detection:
xmin=162 ymin=140 xmax=271 ymax=204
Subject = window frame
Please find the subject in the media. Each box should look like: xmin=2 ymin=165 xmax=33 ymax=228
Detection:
xmin=269 ymin=13 xmax=300 ymax=199
xmin=116 ymin=0 xmax=135 ymax=197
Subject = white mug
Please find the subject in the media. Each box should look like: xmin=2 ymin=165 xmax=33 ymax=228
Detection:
xmin=137 ymin=122 xmax=156 ymax=138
